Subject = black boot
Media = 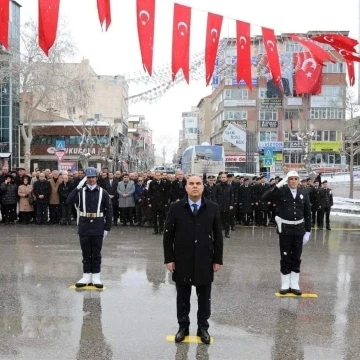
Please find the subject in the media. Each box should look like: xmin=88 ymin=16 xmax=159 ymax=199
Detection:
xmin=175 ymin=327 xmax=189 ymax=343
xmin=197 ymin=329 xmax=210 ymax=344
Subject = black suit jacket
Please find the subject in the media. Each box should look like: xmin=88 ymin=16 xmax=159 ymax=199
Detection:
xmin=163 ymin=197 xmax=223 ymax=286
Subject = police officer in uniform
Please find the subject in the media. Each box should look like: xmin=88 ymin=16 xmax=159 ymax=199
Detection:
xmin=204 ymin=175 xmax=217 ymax=202
xmin=67 ymin=167 xmax=112 ymax=288
xmin=322 ymin=180 xmax=333 ymax=230
xmin=262 ymin=171 xmax=311 ymax=295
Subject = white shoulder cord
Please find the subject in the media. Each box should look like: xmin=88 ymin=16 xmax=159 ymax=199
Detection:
xmin=97 ymin=188 xmax=103 ymax=216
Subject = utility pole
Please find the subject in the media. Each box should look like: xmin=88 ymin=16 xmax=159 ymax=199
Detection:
xmin=162 ymin=145 xmax=166 ymax=166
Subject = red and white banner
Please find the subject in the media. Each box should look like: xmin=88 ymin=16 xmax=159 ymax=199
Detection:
xmin=236 ymin=21 xmax=251 ymax=89
xmin=172 ymin=4 xmax=191 ymax=83
xmin=205 ymin=12 xmax=222 ymax=86
xmin=311 ymin=34 xmax=358 ymax=53
xmin=0 ymin=0 xmax=9 ymax=49
xmin=346 ymin=60 xmax=355 ymax=86
xmin=262 ymin=27 xmax=282 ymax=87
xmin=38 ymin=0 xmax=60 ymax=56
xmin=136 ymin=0 xmax=156 ymax=76
xmin=293 ymin=52 xmax=322 ymax=95
xmin=97 ymin=0 xmax=111 ymax=30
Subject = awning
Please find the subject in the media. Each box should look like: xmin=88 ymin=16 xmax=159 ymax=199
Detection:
xmin=0 ymin=153 xmax=11 ymax=158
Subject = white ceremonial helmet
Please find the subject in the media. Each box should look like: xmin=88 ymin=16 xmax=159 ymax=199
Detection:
xmin=287 ymin=170 xmax=299 ymax=178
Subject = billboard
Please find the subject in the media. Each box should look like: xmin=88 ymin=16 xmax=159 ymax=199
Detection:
xmin=193 ymin=145 xmax=224 ymax=175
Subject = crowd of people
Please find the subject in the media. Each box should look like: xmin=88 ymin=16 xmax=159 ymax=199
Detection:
xmin=0 ymin=165 xmax=333 ymax=232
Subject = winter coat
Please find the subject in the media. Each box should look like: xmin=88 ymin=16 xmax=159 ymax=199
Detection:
xmin=134 ymin=183 xmax=146 ymax=203
xmin=0 ymin=182 xmax=18 ymax=205
xmin=49 ymin=178 xmax=62 ymax=205
xmin=238 ymin=185 xmax=253 ymax=213
xmin=18 ymin=185 xmax=34 ymax=212
xmin=58 ymin=181 xmax=75 ymax=204
xmin=33 ymin=180 xmax=51 ymax=203
xmin=104 ymin=178 xmax=119 ymax=206
xmin=163 ymin=197 xmax=223 ymax=286
xmin=216 ymin=182 xmax=234 ymax=212
xmin=117 ymin=181 xmax=135 ymax=208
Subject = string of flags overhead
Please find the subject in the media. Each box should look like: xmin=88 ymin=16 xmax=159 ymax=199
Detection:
xmin=0 ymin=0 xmax=359 ymax=91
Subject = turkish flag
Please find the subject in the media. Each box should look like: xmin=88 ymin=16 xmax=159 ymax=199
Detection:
xmin=97 ymin=0 xmax=111 ymax=31
xmin=312 ymin=34 xmax=358 ymax=53
xmin=333 ymin=47 xmax=360 ymax=62
xmin=293 ymin=52 xmax=322 ymax=95
xmin=236 ymin=21 xmax=251 ymax=90
xmin=172 ymin=4 xmax=191 ymax=83
xmin=0 ymin=0 xmax=9 ymax=49
xmin=262 ymin=27 xmax=282 ymax=86
xmin=38 ymin=0 xmax=60 ymax=56
xmin=205 ymin=13 xmax=222 ymax=86
xmin=136 ymin=0 xmax=155 ymax=76
xmin=346 ymin=60 xmax=355 ymax=86
xmin=289 ymin=34 xmax=335 ymax=65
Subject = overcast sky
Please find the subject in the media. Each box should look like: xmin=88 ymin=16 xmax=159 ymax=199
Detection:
xmin=17 ymin=0 xmax=359 ymax=161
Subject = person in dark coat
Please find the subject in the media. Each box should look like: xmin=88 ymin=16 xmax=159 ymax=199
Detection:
xmin=254 ymin=175 xmax=270 ymax=226
xmin=204 ymin=175 xmax=217 ymax=202
xmin=216 ymin=173 xmax=234 ymax=238
xmin=33 ymin=173 xmax=51 ymax=225
xmin=322 ymin=180 xmax=333 ymax=230
xmin=67 ymin=167 xmax=112 ymax=289
xmin=0 ymin=174 xmax=18 ymax=224
xmin=58 ymin=174 xmax=74 ymax=225
xmin=309 ymin=179 xmax=325 ymax=229
xmin=170 ymin=171 xmax=187 ymax=203
xmin=227 ymin=174 xmax=239 ymax=231
xmin=237 ymin=178 xmax=253 ymax=226
xmin=163 ymin=175 xmax=223 ymax=344
xmin=134 ymin=176 xmax=146 ymax=226
xmin=262 ymin=171 xmax=311 ymax=296
xmin=104 ymin=172 xmax=119 ymax=225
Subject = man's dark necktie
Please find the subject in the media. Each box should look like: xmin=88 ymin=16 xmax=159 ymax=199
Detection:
xmin=192 ymin=203 xmax=198 ymax=216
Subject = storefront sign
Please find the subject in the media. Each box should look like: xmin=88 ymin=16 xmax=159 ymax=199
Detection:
xmin=224 ymin=99 xmax=256 ymax=107
xmin=47 ymin=147 xmax=97 ymax=155
xmin=259 ymin=120 xmax=278 ymax=128
xmin=225 ymin=155 xmax=246 ymax=162
xmin=260 ymin=98 xmax=283 ymax=109
xmin=258 ymin=141 xmax=283 ymax=151
xmin=222 ymin=120 xmax=247 ymax=128
xmin=310 ymin=96 xmax=343 ymax=108
xmin=222 ymin=123 xmax=247 ymax=151
xmin=284 ymin=141 xmax=302 ymax=151
xmin=310 ymin=141 xmax=343 ymax=152
xmin=58 ymin=161 xmax=78 ymax=172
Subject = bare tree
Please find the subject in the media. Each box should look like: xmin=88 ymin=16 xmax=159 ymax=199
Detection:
xmin=16 ymin=20 xmax=90 ymax=171
xmin=343 ymin=90 xmax=360 ymax=198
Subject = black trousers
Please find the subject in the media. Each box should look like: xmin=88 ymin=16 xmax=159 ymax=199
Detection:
xmin=220 ymin=211 xmax=230 ymax=233
xmin=36 ymin=203 xmax=49 ymax=224
xmin=19 ymin=211 xmax=32 ymax=224
xmin=229 ymin=207 xmax=236 ymax=229
xmin=240 ymin=212 xmax=251 ymax=225
xmin=279 ymin=234 xmax=303 ymax=275
xmin=176 ymin=283 xmax=212 ymax=330
xmin=121 ymin=207 xmax=134 ymax=225
xmin=152 ymin=208 xmax=165 ymax=232
xmin=113 ymin=204 xmax=119 ymax=223
xmin=135 ymin=203 xmax=143 ymax=224
xmin=49 ymin=204 xmax=61 ymax=224
xmin=79 ymin=235 xmax=103 ymax=273
xmin=324 ymin=207 xmax=331 ymax=227
xmin=258 ymin=210 xmax=268 ymax=226
xmin=61 ymin=203 xmax=73 ymax=224
xmin=2 ymin=204 xmax=17 ymax=222
xmin=312 ymin=208 xmax=324 ymax=227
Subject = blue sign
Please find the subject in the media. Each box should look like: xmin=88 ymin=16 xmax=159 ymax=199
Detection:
xmin=55 ymin=140 xmax=66 ymax=150
xmin=264 ymin=158 xmax=273 ymax=166
xmin=258 ymin=142 xmax=283 ymax=151
xmin=264 ymin=147 xmax=273 ymax=158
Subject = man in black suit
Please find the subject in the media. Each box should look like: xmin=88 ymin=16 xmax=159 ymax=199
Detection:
xmin=163 ymin=175 xmax=223 ymax=344
xmin=262 ymin=170 xmax=311 ymax=296
xmin=105 ymin=172 xmax=119 ymax=225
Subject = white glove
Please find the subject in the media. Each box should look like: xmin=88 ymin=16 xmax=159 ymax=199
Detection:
xmin=276 ymin=176 xmax=288 ymax=188
xmin=77 ymin=176 xmax=87 ymax=190
xmin=303 ymin=232 xmax=310 ymax=245
xmin=103 ymin=230 xmax=108 ymax=239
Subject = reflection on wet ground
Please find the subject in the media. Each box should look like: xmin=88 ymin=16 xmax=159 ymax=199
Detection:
xmin=0 ymin=216 xmax=359 ymax=359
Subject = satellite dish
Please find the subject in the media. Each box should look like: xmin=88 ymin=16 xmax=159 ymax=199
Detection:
xmin=201 ymin=142 xmax=210 ymax=146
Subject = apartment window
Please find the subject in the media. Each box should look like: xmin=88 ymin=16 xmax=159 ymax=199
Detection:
xmin=259 ymin=88 xmax=267 ymax=99
xmin=284 ymin=110 xmax=300 ymax=120
xmin=284 ymin=131 xmax=298 ymax=141
xmin=259 ymin=131 xmax=278 ymax=142
xmin=321 ymin=85 xmax=343 ymax=97
xmin=224 ymin=89 xmax=248 ymax=100
xmin=284 ymin=153 xmax=302 ymax=164
xmin=224 ymin=111 xmax=247 ymax=120
xmin=329 ymin=131 xmax=336 ymax=141
xmin=258 ymin=41 xmax=265 ymax=53
xmin=259 ymin=110 xmax=277 ymax=120
xmin=285 ymin=42 xmax=304 ymax=53
xmin=323 ymin=130 xmax=329 ymax=141
xmin=323 ymin=62 xmax=344 ymax=73
xmin=310 ymin=108 xmax=344 ymax=119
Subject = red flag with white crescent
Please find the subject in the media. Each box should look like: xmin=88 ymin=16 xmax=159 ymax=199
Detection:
xmin=97 ymin=0 xmax=111 ymax=30
xmin=38 ymin=0 xmax=60 ymax=56
xmin=136 ymin=0 xmax=155 ymax=76
xmin=293 ymin=52 xmax=322 ymax=95
xmin=333 ymin=47 xmax=360 ymax=62
xmin=312 ymin=34 xmax=358 ymax=53
xmin=236 ymin=21 xmax=251 ymax=90
xmin=205 ymin=12 xmax=222 ymax=86
xmin=346 ymin=60 xmax=355 ymax=86
xmin=0 ymin=0 xmax=9 ymax=49
xmin=172 ymin=4 xmax=191 ymax=83
xmin=262 ymin=27 xmax=282 ymax=87
xmin=289 ymin=34 xmax=335 ymax=65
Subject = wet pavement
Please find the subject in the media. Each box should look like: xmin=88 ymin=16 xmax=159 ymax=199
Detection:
xmin=1 ymin=215 xmax=360 ymax=360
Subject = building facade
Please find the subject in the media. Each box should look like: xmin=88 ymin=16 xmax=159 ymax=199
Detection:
xmin=209 ymin=31 xmax=347 ymax=175
xmin=197 ymin=95 xmax=212 ymax=144
xmin=177 ymin=107 xmax=199 ymax=159
xmin=0 ymin=0 xmax=20 ymax=169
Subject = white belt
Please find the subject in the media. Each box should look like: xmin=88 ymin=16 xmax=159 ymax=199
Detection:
xmin=281 ymin=218 xmax=304 ymax=225
xmin=79 ymin=212 xmax=104 ymax=218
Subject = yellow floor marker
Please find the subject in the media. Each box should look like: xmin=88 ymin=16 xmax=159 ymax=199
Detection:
xmin=166 ymin=335 xmax=214 ymax=344
xmin=275 ymin=292 xmax=318 ymax=298
xmin=69 ymin=285 xmax=106 ymax=290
